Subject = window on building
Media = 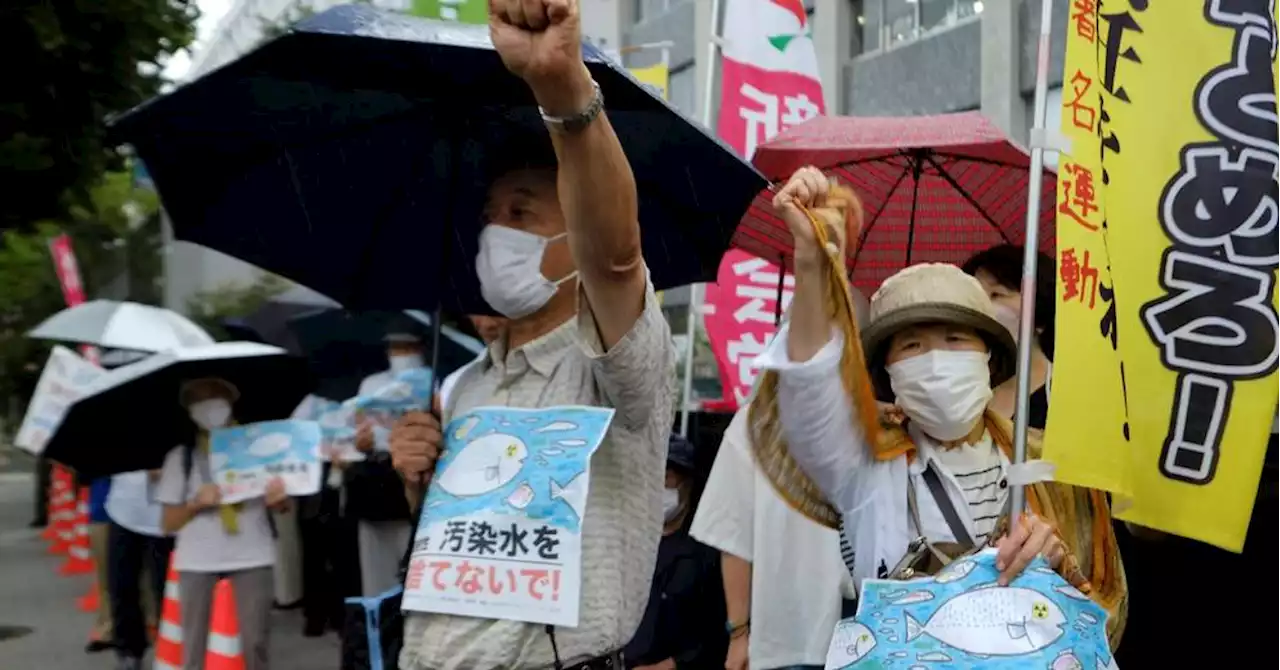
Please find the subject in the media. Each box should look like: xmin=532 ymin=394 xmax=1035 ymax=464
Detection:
xmin=633 ymin=0 xmax=673 ymax=23
xmin=856 ymin=0 xmax=985 ymax=54
xmin=851 ymin=0 xmax=879 ymax=55
xmin=668 ymin=64 xmax=696 ymax=118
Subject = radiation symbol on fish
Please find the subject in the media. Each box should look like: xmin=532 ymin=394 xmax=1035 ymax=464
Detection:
xmin=1032 ymin=601 xmax=1051 ymax=620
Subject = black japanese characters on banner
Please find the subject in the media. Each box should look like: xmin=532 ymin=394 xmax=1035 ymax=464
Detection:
xmin=1142 ymin=0 xmax=1279 ymax=485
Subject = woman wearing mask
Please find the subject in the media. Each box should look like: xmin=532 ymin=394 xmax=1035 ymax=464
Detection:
xmin=753 ymin=167 xmax=1125 ymax=643
xmin=623 ymin=434 xmax=726 ymax=670
xmin=156 ymin=377 xmax=291 ymax=670
xmin=962 ymin=245 xmax=1055 ymax=428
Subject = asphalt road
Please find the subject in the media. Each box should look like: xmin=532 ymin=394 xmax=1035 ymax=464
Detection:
xmin=0 ymin=469 xmax=341 ymax=670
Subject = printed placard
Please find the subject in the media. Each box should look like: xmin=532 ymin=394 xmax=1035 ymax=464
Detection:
xmin=209 ymin=420 xmax=323 ymax=504
xmin=401 ymin=406 xmax=615 ymax=627
xmin=345 ymin=368 xmax=434 ymax=452
xmin=826 ymin=549 xmax=1114 ymax=669
xmin=15 ymin=346 xmax=104 ymax=455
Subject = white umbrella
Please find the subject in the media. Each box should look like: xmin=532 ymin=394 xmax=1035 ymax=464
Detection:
xmin=28 ymin=300 xmax=214 ymax=353
xmin=43 ymin=341 xmax=313 ymax=477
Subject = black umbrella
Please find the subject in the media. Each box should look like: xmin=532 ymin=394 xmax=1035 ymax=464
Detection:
xmin=45 ymin=342 xmax=314 ymax=478
xmin=108 ymin=4 xmax=767 ymax=314
xmin=220 ymin=284 xmax=341 ymax=352
xmin=289 ymin=308 xmax=484 ymax=400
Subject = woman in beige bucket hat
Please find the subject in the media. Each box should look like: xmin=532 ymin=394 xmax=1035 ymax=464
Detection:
xmin=749 ymin=166 xmax=1126 ymax=645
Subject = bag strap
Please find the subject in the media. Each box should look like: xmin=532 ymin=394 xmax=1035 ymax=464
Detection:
xmin=921 ymin=463 xmax=975 ymax=550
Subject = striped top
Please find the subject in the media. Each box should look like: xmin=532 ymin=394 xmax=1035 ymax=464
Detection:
xmin=931 ymin=436 xmax=1006 ymax=545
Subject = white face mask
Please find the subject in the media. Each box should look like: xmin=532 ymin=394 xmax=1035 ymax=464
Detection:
xmin=189 ymin=398 xmax=232 ymax=431
xmin=476 ymin=225 xmax=578 ymax=319
xmin=662 ymin=487 xmax=682 ymax=522
xmin=888 ymin=350 xmax=993 ymax=442
xmin=993 ymin=303 xmax=1020 ymax=341
xmin=388 ymin=353 xmax=424 ymax=373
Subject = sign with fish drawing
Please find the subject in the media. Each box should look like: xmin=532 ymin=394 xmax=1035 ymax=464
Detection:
xmin=401 ymin=406 xmax=615 ymax=627
xmin=210 ymin=420 xmax=324 ymax=504
xmin=345 ymin=368 xmax=434 ymax=452
xmin=825 ymin=549 xmax=1116 ymax=670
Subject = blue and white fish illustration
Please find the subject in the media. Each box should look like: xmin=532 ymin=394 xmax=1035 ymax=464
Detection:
xmin=935 ymin=559 xmax=977 ymax=584
xmin=891 ymin=590 xmax=935 ymax=606
xmin=904 ymin=587 xmax=1066 ymax=656
xmin=550 ymin=473 xmax=588 ymax=520
xmin=825 ymin=622 xmax=877 ymax=667
xmin=435 ymin=433 xmax=528 ymax=497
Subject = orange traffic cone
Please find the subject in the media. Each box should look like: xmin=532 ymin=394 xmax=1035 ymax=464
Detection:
xmin=76 ymin=580 xmax=99 ymax=612
xmin=46 ymin=476 xmax=76 ymax=554
xmin=206 ymin=579 xmax=245 ymax=670
xmin=153 ymin=561 xmax=183 ymax=670
xmin=58 ymin=490 xmax=93 ymax=576
xmin=41 ymin=466 xmax=68 ymax=541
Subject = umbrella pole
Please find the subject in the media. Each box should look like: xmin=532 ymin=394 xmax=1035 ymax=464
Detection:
xmin=1010 ymin=0 xmax=1056 ymax=518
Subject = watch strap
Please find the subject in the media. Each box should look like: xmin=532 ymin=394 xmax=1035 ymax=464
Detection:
xmin=540 ymin=80 xmax=604 ymax=134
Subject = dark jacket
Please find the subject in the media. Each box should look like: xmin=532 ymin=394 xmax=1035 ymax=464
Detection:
xmin=624 ymin=528 xmax=727 ymax=669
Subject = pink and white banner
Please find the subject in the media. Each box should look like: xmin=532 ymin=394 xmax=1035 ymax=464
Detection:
xmin=702 ymin=250 xmax=794 ymax=406
xmin=48 ymin=234 xmax=99 ymax=365
xmin=702 ymin=0 xmax=823 ymax=410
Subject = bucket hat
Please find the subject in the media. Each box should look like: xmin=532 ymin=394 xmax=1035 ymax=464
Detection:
xmin=862 ymin=263 xmax=1017 ymax=400
xmin=383 ymin=313 xmax=425 ymax=345
xmin=178 ymin=377 xmax=242 ymax=407
xmin=665 ymin=433 xmax=697 ymax=473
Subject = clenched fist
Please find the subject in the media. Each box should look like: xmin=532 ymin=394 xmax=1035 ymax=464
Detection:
xmin=772 ymin=165 xmax=863 ymax=268
xmin=489 ymin=0 xmax=593 ymax=115
xmin=389 ymin=411 xmax=443 ymax=484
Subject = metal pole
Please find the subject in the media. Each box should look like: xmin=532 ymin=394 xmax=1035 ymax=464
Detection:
xmin=679 ymin=0 xmax=724 ymax=438
xmin=1010 ymin=0 xmax=1056 ymax=519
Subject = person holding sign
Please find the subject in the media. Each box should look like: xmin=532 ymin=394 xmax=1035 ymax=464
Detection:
xmin=388 ymin=2 xmax=675 ymax=668
xmin=155 ymin=377 xmax=293 ymax=670
xmin=752 ymin=168 xmax=1126 ymax=647
xmin=347 ymin=315 xmax=428 ymax=597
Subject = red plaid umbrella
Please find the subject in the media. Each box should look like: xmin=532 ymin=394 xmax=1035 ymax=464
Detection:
xmin=735 ymin=112 xmax=1057 ymax=295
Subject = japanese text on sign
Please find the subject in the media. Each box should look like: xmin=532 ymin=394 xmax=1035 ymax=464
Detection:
xmin=1140 ymin=3 xmax=1279 ymax=485
xmin=737 ymin=83 xmax=821 ymax=157
xmin=704 ymin=251 xmax=795 ymax=407
xmin=407 ymin=519 xmax=564 ymax=602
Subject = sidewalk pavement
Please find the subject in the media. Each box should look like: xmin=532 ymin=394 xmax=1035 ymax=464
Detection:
xmin=0 ymin=472 xmax=341 ymax=669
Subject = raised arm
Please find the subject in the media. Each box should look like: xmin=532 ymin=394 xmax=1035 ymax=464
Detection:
xmin=491 ymin=0 xmax=644 ymax=350
xmin=753 ymin=167 xmax=877 ymax=512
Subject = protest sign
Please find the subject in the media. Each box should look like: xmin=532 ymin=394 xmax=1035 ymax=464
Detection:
xmin=209 ymin=420 xmax=323 ymax=504
xmin=1044 ymin=0 xmax=1279 ymax=551
xmin=345 ymin=368 xmax=434 ymax=452
xmin=826 ymin=550 xmax=1115 ymax=670
xmin=402 ymin=406 xmax=614 ymax=627
xmin=14 ymin=346 xmax=104 ymax=455
xmin=298 ymin=395 xmax=360 ymax=462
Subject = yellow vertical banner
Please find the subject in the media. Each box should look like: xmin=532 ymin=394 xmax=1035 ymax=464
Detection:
xmin=1042 ymin=6 xmax=1130 ymax=496
xmin=627 ymin=63 xmax=670 ymax=101
xmin=1044 ymin=1 xmax=1279 ymax=552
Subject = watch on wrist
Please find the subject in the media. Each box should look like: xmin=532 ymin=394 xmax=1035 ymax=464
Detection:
xmin=539 ymin=80 xmax=604 ymax=134
xmin=725 ymin=617 xmax=750 ymax=636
